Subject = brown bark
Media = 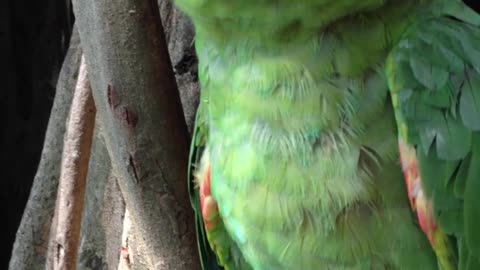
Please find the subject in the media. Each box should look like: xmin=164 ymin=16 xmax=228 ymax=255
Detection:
xmin=49 ymin=56 xmax=96 ymax=270
xmin=8 ymin=28 xmax=82 ymax=270
xmin=71 ymin=0 xmax=199 ymax=268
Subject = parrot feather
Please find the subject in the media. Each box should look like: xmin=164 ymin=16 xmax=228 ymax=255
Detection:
xmin=386 ymin=4 xmax=480 ymax=269
xmin=180 ymin=0 xmax=480 ymax=269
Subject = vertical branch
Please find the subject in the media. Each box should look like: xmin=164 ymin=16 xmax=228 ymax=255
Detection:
xmin=76 ymin=129 xmax=124 ymax=270
xmin=71 ymin=0 xmax=199 ymax=268
xmin=8 ymin=28 xmax=82 ymax=270
xmin=49 ymin=56 xmax=96 ymax=270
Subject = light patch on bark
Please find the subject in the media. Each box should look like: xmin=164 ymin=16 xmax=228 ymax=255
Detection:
xmin=48 ymin=56 xmax=96 ymax=270
xmin=118 ymin=210 xmax=133 ymax=270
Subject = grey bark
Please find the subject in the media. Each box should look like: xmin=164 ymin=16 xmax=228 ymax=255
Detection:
xmin=8 ymin=28 xmax=82 ymax=270
xmin=9 ymin=1 xmax=199 ymax=269
xmin=2 ymin=0 xmax=72 ymax=266
xmin=71 ymin=0 xmax=199 ymax=269
xmin=159 ymin=0 xmax=198 ymax=133
xmin=75 ymin=2 xmax=199 ymax=269
xmin=77 ymin=126 xmax=125 ymax=270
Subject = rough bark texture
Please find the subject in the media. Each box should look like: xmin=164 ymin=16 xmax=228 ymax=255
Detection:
xmin=159 ymin=0 xmax=198 ymax=133
xmin=73 ymin=2 xmax=199 ymax=269
xmin=77 ymin=127 xmax=125 ymax=270
xmin=8 ymin=28 xmax=82 ymax=270
xmin=120 ymin=3 xmax=199 ymax=268
xmin=49 ymin=57 xmax=96 ymax=270
xmin=118 ymin=210 xmax=134 ymax=270
xmin=9 ymin=1 xmax=198 ymax=269
xmin=6 ymin=0 xmax=195 ymax=269
xmin=71 ymin=0 xmax=199 ymax=268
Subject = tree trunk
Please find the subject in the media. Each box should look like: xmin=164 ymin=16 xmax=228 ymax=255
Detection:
xmin=10 ymin=0 xmax=199 ymax=269
xmin=76 ymin=1 xmax=199 ymax=269
xmin=48 ymin=56 xmax=96 ymax=270
xmin=71 ymin=0 xmax=199 ymax=268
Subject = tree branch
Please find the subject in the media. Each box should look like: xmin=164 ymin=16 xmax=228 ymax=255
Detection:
xmin=71 ymin=0 xmax=199 ymax=268
xmin=77 ymin=126 xmax=125 ymax=270
xmin=49 ymin=56 xmax=96 ymax=270
xmin=8 ymin=28 xmax=82 ymax=270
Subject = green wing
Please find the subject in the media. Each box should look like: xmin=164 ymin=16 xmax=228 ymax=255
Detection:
xmin=188 ymin=99 xmax=221 ymax=270
xmin=188 ymin=96 xmax=251 ymax=270
xmin=386 ymin=6 xmax=480 ymax=269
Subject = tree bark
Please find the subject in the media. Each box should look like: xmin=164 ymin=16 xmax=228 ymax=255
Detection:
xmin=77 ymin=127 xmax=125 ymax=270
xmin=49 ymin=57 xmax=96 ymax=270
xmin=159 ymin=0 xmax=198 ymax=133
xmin=71 ymin=0 xmax=199 ymax=268
xmin=1 ymin=0 xmax=73 ymax=265
xmin=119 ymin=4 xmax=199 ymax=268
xmin=8 ymin=28 xmax=82 ymax=270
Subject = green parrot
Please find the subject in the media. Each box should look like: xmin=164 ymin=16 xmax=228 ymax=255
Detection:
xmin=176 ymin=0 xmax=480 ymax=269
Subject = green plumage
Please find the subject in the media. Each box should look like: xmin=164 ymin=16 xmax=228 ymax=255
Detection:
xmin=386 ymin=5 xmax=480 ymax=269
xmin=180 ymin=0 xmax=480 ymax=269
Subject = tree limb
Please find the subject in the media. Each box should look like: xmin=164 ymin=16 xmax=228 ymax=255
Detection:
xmin=8 ymin=28 xmax=82 ymax=270
xmin=49 ymin=56 xmax=96 ymax=270
xmin=77 ymin=126 xmax=125 ymax=270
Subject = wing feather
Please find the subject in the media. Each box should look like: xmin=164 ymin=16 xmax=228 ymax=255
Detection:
xmin=386 ymin=11 xmax=480 ymax=269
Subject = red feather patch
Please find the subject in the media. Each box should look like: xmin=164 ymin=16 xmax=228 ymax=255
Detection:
xmin=398 ymin=139 xmax=437 ymax=246
xmin=199 ymin=163 xmax=220 ymax=231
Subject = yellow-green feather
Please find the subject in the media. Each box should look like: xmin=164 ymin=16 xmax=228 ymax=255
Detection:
xmin=179 ymin=0 xmax=480 ymax=269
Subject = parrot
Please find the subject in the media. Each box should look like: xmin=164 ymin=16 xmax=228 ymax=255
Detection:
xmin=175 ymin=0 xmax=480 ymax=269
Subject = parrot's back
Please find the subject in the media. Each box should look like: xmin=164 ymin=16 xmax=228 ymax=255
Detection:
xmin=180 ymin=0 xmax=448 ymax=269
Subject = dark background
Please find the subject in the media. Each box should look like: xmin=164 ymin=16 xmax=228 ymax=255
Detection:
xmin=1 ymin=0 xmax=73 ymax=267
xmin=1 ymin=0 xmax=479 ymax=268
